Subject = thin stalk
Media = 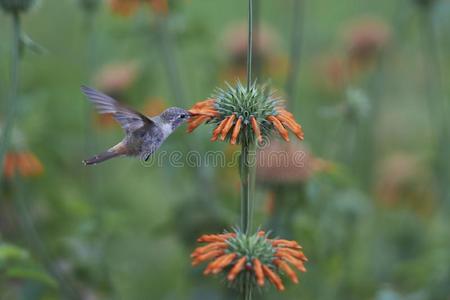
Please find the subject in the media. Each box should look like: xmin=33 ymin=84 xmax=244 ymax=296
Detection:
xmin=155 ymin=15 xmax=186 ymax=106
xmin=252 ymin=0 xmax=261 ymax=79
xmin=247 ymin=0 xmax=254 ymax=90
xmin=0 ymin=12 xmax=21 ymax=182
xmin=420 ymin=9 xmax=450 ymax=206
xmin=285 ymin=0 xmax=304 ymax=111
xmin=240 ymin=139 xmax=255 ymax=234
xmin=241 ymin=1 xmax=256 ymax=299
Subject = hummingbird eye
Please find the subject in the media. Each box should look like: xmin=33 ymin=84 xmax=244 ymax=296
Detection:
xmin=180 ymin=114 xmax=187 ymax=119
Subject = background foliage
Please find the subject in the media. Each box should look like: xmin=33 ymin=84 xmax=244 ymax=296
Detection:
xmin=1 ymin=0 xmax=450 ymax=299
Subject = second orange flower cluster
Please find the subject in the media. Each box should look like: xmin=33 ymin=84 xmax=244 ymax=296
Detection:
xmin=191 ymin=231 xmax=307 ymax=292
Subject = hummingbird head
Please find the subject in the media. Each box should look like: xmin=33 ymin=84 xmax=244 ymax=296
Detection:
xmin=160 ymin=107 xmax=191 ymax=130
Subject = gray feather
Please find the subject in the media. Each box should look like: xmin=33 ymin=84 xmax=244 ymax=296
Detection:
xmin=81 ymin=86 xmax=153 ymax=132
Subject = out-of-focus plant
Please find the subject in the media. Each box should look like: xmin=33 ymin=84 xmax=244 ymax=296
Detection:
xmin=257 ymin=141 xmax=333 ymax=234
xmin=0 ymin=241 xmax=57 ymax=293
xmin=413 ymin=0 xmax=450 ymax=209
xmin=342 ymin=17 xmax=391 ymax=75
xmin=374 ymin=153 xmax=436 ymax=215
xmin=0 ymin=0 xmax=37 ymax=181
xmin=220 ymin=23 xmax=286 ymax=82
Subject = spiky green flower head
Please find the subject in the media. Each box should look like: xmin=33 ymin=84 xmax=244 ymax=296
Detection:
xmin=191 ymin=229 xmax=308 ymax=292
xmin=213 ymin=81 xmax=280 ymax=145
xmin=188 ymin=81 xmax=304 ymax=145
xmin=0 ymin=0 xmax=36 ymax=13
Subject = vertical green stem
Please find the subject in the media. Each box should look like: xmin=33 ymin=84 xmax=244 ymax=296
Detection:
xmin=247 ymin=0 xmax=253 ymax=89
xmin=420 ymin=9 xmax=450 ymax=207
xmin=240 ymin=138 xmax=255 ymax=300
xmin=241 ymin=1 xmax=255 ymax=299
xmin=0 ymin=12 xmax=21 ymax=182
xmin=155 ymin=15 xmax=186 ymax=107
xmin=285 ymin=0 xmax=304 ymax=111
xmin=240 ymin=139 xmax=255 ymax=235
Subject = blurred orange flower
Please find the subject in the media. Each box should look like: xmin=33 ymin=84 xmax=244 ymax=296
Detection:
xmin=143 ymin=97 xmax=167 ymax=116
xmin=3 ymin=151 xmax=43 ymax=179
xmin=342 ymin=16 xmax=391 ymax=71
xmin=108 ymin=0 xmax=168 ymax=16
xmin=94 ymin=61 xmax=139 ymax=95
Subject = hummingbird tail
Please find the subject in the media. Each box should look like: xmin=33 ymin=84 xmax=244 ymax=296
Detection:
xmin=82 ymin=144 xmax=127 ymax=166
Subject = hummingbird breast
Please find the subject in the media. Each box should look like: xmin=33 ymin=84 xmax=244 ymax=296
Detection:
xmin=126 ymin=124 xmax=165 ymax=157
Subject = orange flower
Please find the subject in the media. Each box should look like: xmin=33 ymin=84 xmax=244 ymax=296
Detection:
xmin=187 ymin=82 xmax=304 ymax=145
xmin=108 ymin=0 xmax=140 ymax=16
xmin=109 ymin=0 xmax=168 ymax=16
xmin=3 ymin=151 xmax=44 ymax=179
xmin=191 ymin=230 xmax=307 ymax=292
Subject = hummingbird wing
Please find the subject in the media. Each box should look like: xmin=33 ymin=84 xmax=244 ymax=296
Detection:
xmin=81 ymin=86 xmax=154 ymax=132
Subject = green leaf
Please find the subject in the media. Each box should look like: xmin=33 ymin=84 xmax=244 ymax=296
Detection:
xmin=6 ymin=267 xmax=57 ymax=288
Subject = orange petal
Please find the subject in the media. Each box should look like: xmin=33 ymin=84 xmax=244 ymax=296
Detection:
xmin=271 ymin=240 xmax=302 ymax=249
xmin=267 ymin=116 xmax=290 ymax=142
xmin=227 ymin=256 xmax=247 ymax=281
xmin=189 ymin=108 xmax=219 ymax=117
xmin=197 ymin=233 xmax=235 ymax=243
xmin=191 ymin=99 xmax=215 ymax=110
xmin=220 ymin=114 xmax=236 ymax=141
xmin=250 ymin=116 xmax=263 ymax=144
xmin=211 ymin=118 xmax=229 ymax=142
xmin=253 ymin=258 xmax=265 ymax=287
xmin=230 ymin=117 xmax=242 ymax=145
xmin=276 ymin=114 xmax=304 ymax=140
xmin=212 ymin=253 xmax=237 ymax=274
xmin=274 ymin=259 xmax=299 ymax=284
xmin=276 ymin=248 xmax=308 ymax=262
xmin=278 ymin=109 xmax=295 ymax=119
xmin=191 ymin=242 xmax=229 ymax=257
xmin=192 ymin=250 xmax=225 ymax=266
xmin=204 ymin=254 xmax=227 ymax=275
xmin=276 ymin=253 xmax=307 ymax=272
xmin=197 ymin=235 xmax=227 ymax=243
xmin=262 ymin=265 xmax=285 ymax=291
xmin=187 ymin=115 xmax=210 ymax=133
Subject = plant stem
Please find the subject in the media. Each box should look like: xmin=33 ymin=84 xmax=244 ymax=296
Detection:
xmin=14 ymin=177 xmax=81 ymax=300
xmin=420 ymin=9 xmax=450 ymax=207
xmin=240 ymin=138 xmax=255 ymax=235
xmin=241 ymin=2 xmax=255 ymax=299
xmin=247 ymin=0 xmax=254 ymax=90
xmin=0 ymin=12 xmax=21 ymax=182
xmin=285 ymin=0 xmax=304 ymax=111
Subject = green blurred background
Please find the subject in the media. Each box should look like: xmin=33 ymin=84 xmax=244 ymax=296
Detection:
xmin=1 ymin=0 xmax=450 ymax=299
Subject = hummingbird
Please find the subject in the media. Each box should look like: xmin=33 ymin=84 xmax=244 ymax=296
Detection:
xmin=81 ymin=86 xmax=192 ymax=166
